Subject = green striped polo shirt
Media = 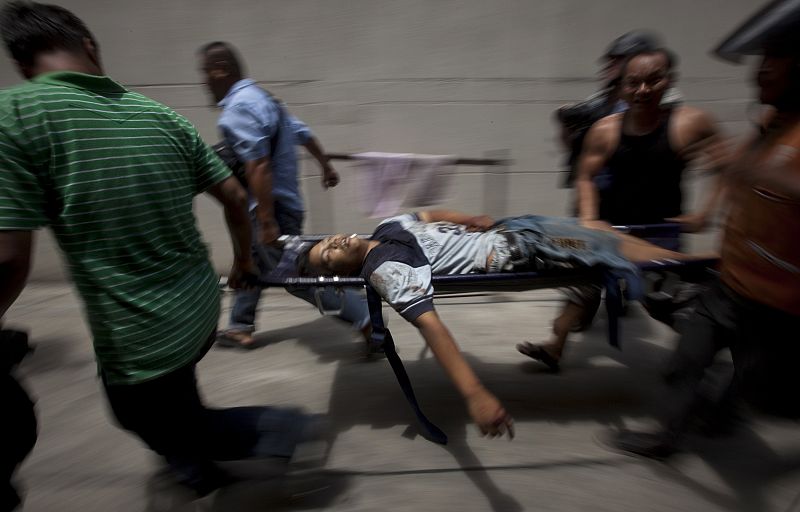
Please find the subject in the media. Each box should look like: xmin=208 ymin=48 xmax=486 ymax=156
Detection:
xmin=0 ymin=71 xmax=232 ymax=385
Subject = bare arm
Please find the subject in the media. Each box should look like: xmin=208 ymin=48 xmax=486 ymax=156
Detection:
xmin=302 ymin=137 xmax=340 ymax=189
xmin=242 ymin=156 xmax=280 ymax=245
xmin=205 ymin=176 xmax=256 ymax=288
xmin=417 ymin=210 xmax=495 ymax=231
xmin=667 ymin=111 xmax=731 ymax=232
xmin=576 ymin=120 xmax=615 ymax=222
xmin=412 ymin=311 xmax=513 ymax=438
xmin=0 ymin=231 xmax=32 ymax=319
xmin=700 ymin=172 xmax=727 ymax=218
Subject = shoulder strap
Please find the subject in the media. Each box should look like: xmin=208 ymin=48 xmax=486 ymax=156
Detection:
xmin=267 ymin=93 xmax=284 ymax=158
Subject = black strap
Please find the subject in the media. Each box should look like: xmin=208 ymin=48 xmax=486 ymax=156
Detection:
xmin=269 ymin=98 xmax=283 ymax=158
xmin=603 ymin=276 xmax=623 ymax=348
xmin=211 ymin=93 xmax=285 ymax=189
xmin=365 ymin=287 xmax=448 ymax=445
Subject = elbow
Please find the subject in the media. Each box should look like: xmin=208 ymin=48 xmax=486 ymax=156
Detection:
xmin=221 ymin=181 xmax=248 ymax=215
xmin=232 ymin=183 xmax=248 ymax=209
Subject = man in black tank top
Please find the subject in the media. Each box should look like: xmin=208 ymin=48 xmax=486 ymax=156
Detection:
xmin=519 ymin=48 xmax=728 ymax=371
xmin=579 ymin=48 xmax=728 ymax=232
xmin=600 ymin=108 xmax=687 ymax=224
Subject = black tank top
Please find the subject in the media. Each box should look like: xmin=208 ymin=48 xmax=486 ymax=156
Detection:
xmin=600 ymin=109 xmax=687 ymax=225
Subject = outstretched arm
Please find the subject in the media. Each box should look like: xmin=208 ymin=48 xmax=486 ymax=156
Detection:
xmin=302 ymin=137 xmax=340 ymax=189
xmin=412 ymin=310 xmax=514 ymax=439
xmin=613 ymin=229 xmax=719 ymax=262
xmin=668 ymin=111 xmax=731 ymax=232
xmin=418 ymin=210 xmax=495 ymax=231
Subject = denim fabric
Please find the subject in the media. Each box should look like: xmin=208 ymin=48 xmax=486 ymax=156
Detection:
xmin=227 ymin=204 xmax=370 ymax=332
xmin=497 ymin=215 xmax=643 ymax=299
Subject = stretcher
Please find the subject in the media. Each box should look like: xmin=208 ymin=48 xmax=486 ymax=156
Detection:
xmin=256 ymin=224 xmax=719 ymax=445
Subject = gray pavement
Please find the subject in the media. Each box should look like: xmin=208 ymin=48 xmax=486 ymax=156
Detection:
xmin=6 ymin=283 xmax=800 ymax=512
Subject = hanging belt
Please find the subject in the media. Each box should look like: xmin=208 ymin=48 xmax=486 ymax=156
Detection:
xmin=365 ymin=286 xmax=448 ymax=445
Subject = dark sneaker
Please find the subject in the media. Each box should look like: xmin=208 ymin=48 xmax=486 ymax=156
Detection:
xmin=164 ymin=457 xmax=232 ymax=497
xmin=290 ymin=414 xmax=332 ymax=472
xmin=609 ymin=429 xmax=679 ymax=461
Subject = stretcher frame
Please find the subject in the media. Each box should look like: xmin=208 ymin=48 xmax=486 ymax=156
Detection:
xmin=255 ymin=225 xmax=718 ymax=444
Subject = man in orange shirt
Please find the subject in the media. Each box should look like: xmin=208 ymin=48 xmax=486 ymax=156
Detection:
xmin=611 ymin=0 xmax=800 ymax=459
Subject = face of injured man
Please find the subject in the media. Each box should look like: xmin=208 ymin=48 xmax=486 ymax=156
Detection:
xmin=308 ymin=235 xmax=366 ymax=275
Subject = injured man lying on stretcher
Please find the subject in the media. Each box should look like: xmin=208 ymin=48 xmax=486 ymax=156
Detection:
xmin=303 ymin=210 xmax=714 ymax=440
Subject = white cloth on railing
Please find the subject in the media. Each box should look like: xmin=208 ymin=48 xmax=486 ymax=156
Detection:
xmin=353 ymin=152 xmax=456 ymax=217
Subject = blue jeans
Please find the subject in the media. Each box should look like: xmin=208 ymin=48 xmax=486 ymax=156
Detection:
xmin=227 ymin=204 xmax=370 ymax=333
xmin=498 ymin=215 xmax=643 ymax=300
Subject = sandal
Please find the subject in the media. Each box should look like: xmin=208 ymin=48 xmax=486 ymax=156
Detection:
xmin=215 ymin=331 xmax=256 ymax=349
xmin=516 ymin=342 xmax=561 ymax=372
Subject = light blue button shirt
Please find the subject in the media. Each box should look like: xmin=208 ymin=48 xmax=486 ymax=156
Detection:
xmin=217 ymin=79 xmax=311 ymax=212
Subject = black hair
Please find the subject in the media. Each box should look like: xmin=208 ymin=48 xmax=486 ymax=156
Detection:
xmin=0 ymin=1 xmax=97 ymax=67
xmin=604 ymin=30 xmax=661 ymax=59
xmin=199 ymin=40 xmax=244 ymax=77
xmin=297 ymin=242 xmax=355 ymax=277
xmin=619 ymin=47 xmax=678 ymax=80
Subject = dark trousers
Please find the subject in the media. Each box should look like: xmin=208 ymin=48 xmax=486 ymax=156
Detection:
xmin=1 ymin=374 xmax=37 ymax=511
xmin=102 ymin=333 xmax=309 ymax=481
xmin=565 ymin=233 xmax=682 ymax=326
xmin=659 ymin=280 xmax=800 ymax=433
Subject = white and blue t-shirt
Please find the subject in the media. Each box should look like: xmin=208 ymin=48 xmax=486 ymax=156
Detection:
xmin=361 ymin=214 xmax=506 ymax=322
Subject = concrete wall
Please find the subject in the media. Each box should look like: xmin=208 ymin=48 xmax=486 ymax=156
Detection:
xmin=0 ymin=0 xmax=763 ymax=281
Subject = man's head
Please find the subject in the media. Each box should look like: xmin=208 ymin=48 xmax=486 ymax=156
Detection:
xmin=713 ymin=0 xmax=800 ymax=111
xmin=619 ymin=49 xmax=676 ymax=113
xmin=307 ymin=234 xmax=369 ymax=276
xmin=600 ymin=31 xmax=660 ymax=84
xmin=753 ymin=33 xmax=800 ymax=109
xmin=0 ymin=1 xmax=101 ymax=79
xmin=755 ymin=54 xmax=800 ymax=109
xmin=198 ymin=41 xmax=244 ymax=103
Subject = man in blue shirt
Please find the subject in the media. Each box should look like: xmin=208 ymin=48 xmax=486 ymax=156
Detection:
xmin=200 ymin=41 xmax=370 ymax=348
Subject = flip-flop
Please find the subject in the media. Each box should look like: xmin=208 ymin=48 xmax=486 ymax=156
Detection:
xmin=215 ymin=331 xmax=256 ymax=350
xmin=516 ymin=342 xmax=561 ymax=372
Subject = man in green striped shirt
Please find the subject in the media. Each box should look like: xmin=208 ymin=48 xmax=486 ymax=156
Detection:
xmin=0 ymin=1 xmax=325 ymax=496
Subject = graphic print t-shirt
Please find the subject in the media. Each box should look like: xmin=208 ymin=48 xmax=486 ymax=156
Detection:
xmin=360 ymin=214 xmax=503 ymax=321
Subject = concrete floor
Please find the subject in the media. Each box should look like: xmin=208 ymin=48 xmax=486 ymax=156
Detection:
xmin=6 ymin=283 xmax=800 ymax=512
